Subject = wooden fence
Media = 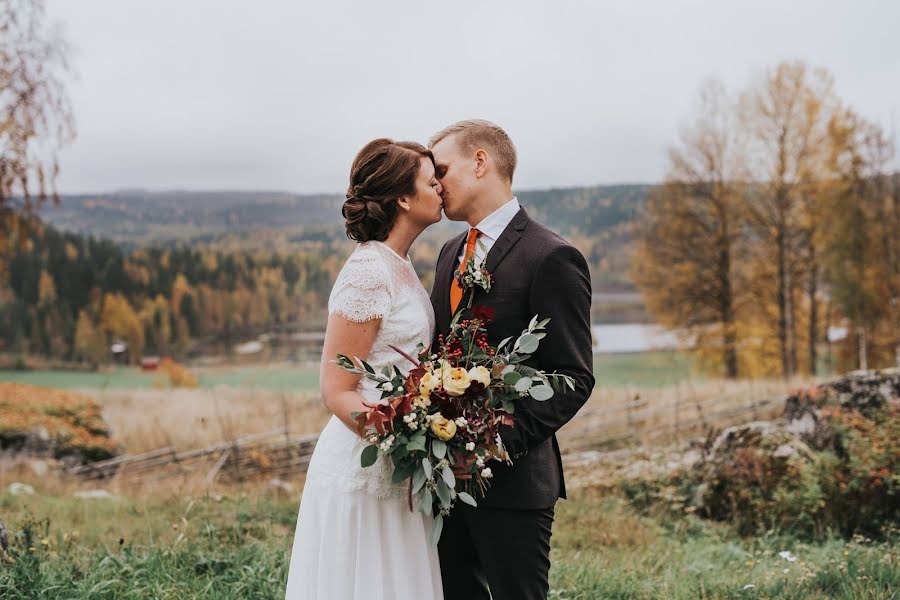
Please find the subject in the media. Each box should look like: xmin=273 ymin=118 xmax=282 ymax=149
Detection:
xmin=68 ymin=428 xmax=319 ymax=484
xmin=67 ymin=380 xmax=793 ymax=484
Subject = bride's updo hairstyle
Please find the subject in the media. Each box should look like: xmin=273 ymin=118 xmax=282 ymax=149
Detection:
xmin=343 ymin=138 xmax=435 ymax=242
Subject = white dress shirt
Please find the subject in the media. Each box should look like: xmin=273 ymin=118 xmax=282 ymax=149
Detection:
xmin=456 ymin=197 xmax=520 ymax=269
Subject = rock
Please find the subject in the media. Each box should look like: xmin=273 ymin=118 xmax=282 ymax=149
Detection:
xmin=31 ymin=425 xmax=50 ymax=442
xmin=785 ymin=412 xmax=817 ymax=437
xmin=27 ymin=459 xmax=50 ymax=477
xmin=773 ymin=443 xmax=798 ymax=458
xmin=267 ymin=478 xmax=294 ymax=496
xmin=73 ymin=489 xmax=115 ymax=499
xmin=7 ymin=482 xmax=35 ymax=495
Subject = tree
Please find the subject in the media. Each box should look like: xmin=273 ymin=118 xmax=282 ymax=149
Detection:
xmin=823 ymin=109 xmax=898 ymax=370
xmin=739 ymin=61 xmax=838 ymax=378
xmin=632 ymin=79 xmax=745 ymax=378
xmin=0 ymin=0 xmax=75 ymax=276
xmin=74 ymin=309 xmax=105 ymax=367
xmin=99 ymin=292 xmax=143 ymax=363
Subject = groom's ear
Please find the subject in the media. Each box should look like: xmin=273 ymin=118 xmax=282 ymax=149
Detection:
xmin=474 ymin=149 xmax=488 ymax=179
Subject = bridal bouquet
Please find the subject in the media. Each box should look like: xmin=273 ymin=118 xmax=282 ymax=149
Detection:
xmin=335 ymin=307 xmax=574 ymax=544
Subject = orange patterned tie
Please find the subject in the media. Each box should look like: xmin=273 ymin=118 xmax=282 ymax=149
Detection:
xmin=450 ymin=228 xmax=480 ymax=314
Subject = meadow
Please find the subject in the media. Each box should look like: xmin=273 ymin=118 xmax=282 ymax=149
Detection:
xmin=0 ymin=350 xmax=692 ymax=393
xmin=1 ymin=480 xmax=897 ymax=599
xmin=3 ymin=356 xmax=897 ymax=599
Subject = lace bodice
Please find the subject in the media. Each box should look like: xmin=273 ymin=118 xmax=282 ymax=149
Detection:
xmin=308 ymin=241 xmax=436 ymax=498
xmin=328 ymin=241 xmax=435 ymax=387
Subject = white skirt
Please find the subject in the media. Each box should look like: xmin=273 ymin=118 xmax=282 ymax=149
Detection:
xmin=284 ymin=417 xmax=443 ymax=599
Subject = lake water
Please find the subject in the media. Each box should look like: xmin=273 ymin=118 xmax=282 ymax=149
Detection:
xmin=592 ymin=323 xmax=680 ymax=354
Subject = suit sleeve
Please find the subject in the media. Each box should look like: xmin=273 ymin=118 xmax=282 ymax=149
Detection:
xmin=500 ymin=244 xmax=595 ymax=458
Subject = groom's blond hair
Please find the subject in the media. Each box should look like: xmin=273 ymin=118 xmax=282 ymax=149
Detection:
xmin=429 ymin=119 xmax=517 ymax=183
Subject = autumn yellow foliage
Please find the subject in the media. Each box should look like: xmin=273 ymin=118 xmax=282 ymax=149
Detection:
xmin=0 ymin=383 xmax=119 ymax=460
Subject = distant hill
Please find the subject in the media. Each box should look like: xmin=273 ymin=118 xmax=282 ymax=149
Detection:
xmin=38 ymin=184 xmax=652 ymax=246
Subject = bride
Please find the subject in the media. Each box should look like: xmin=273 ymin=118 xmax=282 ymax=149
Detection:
xmin=284 ymin=138 xmax=445 ymax=599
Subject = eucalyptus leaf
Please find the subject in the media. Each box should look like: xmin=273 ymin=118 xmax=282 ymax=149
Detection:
xmin=537 ymin=318 xmax=551 ymax=329
xmin=422 ymin=457 xmax=433 ymax=479
xmin=391 ymin=460 xmax=418 ymax=484
xmin=432 ymin=439 xmax=447 ymax=460
xmin=517 ymin=334 xmax=539 ymax=354
xmin=435 ymin=479 xmax=452 ymax=508
xmin=514 ymin=377 xmax=533 ymax=392
xmin=441 ymin=465 xmax=456 ymax=489
xmin=529 ymin=384 xmax=554 ymax=401
xmin=420 ymin=488 xmax=433 ymax=515
xmin=503 ymin=371 xmax=522 ymax=385
xmin=497 ymin=336 xmax=514 ymax=350
xmin=431 ymin=514 xmax=444 ymax=546
xmin=501 ymin=364 xmax=515 ymax=375
xmin=406 ymin=435 xmax=426 ymax=453
xmin=360 ymin=444 xmax=379 ymax=468
xmin=457 ymin=492 xmax=477 ymax=507
xmin=412 ymin=466 xmax=427 ymax=494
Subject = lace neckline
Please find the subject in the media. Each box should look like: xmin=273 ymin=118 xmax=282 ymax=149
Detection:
xmin=371 ymin=240 xmax=412 ymax=264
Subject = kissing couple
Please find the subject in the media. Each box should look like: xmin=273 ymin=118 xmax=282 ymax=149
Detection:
xmin=284 ymin=119 xmax=594 ymax=600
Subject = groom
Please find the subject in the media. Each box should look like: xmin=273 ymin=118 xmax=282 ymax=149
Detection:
xmin=429 ymin=120 xmax=595 ymax=600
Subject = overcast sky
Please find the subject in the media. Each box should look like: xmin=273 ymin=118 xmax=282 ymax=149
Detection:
xmin=47 ymin=0 xmax=900 ymax=195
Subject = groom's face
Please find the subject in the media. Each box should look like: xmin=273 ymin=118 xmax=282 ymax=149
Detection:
xmin=431 ymin=135 xmax=475 ymax=222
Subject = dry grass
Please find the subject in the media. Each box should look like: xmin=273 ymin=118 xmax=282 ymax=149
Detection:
xmin=87 ymin=387 xmax=331 ymax=455
xmin=558 ymin=377 xmax=809 ymax=451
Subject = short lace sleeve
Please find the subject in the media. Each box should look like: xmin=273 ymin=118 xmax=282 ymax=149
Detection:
xmin=328 ymin=245 xmax=393 ymax=322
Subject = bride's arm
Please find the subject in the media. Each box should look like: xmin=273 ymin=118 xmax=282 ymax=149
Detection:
xmin=319 ymin=313 xmax=383 ymax=435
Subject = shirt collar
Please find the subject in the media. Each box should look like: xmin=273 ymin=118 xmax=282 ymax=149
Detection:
xmin=473 ymin=197 xmax=520 ymax=241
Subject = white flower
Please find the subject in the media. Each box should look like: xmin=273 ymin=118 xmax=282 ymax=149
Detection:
xmin=481 ymin=467 xmax=493 ymax=478
xmin=378 ymin=435 xmax=395 ymax=452
xmin=465 ymin=442 xmax=475 ymax=452
xmin=455 ymin=417 xmax=467 ymax=428
xmin=778 ymin=551 xmax=797 ymax=563
xmin=380 ymin=382 xmax=394 ymax=392
xmin=476 ymin=457 xmax=485 ymax=468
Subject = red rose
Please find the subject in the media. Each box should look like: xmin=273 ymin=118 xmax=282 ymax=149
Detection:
xmin=471 ymin=305 xmax=495 ymax=322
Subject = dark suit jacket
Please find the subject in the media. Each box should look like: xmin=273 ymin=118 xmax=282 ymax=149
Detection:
xmin=430 ymin=206 xmax=595 ymax=509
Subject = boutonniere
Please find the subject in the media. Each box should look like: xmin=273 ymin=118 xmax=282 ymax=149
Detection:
xmin=455 ymin=240 xmax=493 ymax=310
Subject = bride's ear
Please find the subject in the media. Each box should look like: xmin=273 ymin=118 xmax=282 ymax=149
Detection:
xmin=397 ymin=196 xmax=412 ymax=212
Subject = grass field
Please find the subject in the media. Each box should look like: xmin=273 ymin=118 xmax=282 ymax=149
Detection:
xmin=0 ymin=481 xmax=896 ymax=599
xmin=0 ymin=351 xmax=695 ymax=393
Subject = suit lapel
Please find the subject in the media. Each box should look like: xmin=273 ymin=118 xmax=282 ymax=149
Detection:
xmin=484 ymin=207 xmax=530 ymax=273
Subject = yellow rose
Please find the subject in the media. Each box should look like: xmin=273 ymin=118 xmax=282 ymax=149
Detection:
xmin=467 ymin=365 xmax=491 ymax=388
xmin=430 ymin=414 xmax=457 ymax=441
xmin=442 ymin=367 xmax=471 ymax=397
xmin=418 ymin=371 xmax=441 ymax=396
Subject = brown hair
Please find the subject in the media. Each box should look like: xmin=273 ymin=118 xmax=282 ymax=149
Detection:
xmin=342 ymin=138 xmax=434 ymax=242
xmin=428 ymin=119 xmax=517 ymax=182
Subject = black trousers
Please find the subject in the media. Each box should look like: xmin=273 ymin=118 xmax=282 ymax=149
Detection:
xmin=437 ymin=503 xmax=555 ymax=600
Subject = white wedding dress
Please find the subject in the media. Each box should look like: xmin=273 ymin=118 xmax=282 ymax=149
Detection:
xmin=284 ymin=241 xmax=443 ymax=599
